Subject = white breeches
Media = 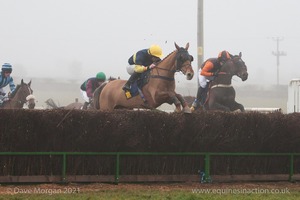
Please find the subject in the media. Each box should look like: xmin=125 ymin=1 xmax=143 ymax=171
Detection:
xmin=80 ymin=89 xmax=89 ymax=103
xmin=198 ymin=68 xmax=214 ymax=88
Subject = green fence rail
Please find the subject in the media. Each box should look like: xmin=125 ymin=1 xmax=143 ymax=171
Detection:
xmin=0 ymin=152 xmax=299 ymax=183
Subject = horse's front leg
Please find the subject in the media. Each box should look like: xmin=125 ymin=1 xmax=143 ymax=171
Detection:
xmin=175 ymin=93 xmax=191 ymax=113
xmin=209 ymin=101 xmax=231 ymax=112
xmin=169 ymin=95 xmax=182 ymax=112
xmin=230 ymin=101 xmax=245 ymax=112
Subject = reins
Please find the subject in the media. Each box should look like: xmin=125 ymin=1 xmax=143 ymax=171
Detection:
xmin=210 ymin=57 xmax=244 ymax=89
xmin=5 ymin=83 xmax=33 ymax=108
xmin=149 ymin=49 xmax=191 ymax=81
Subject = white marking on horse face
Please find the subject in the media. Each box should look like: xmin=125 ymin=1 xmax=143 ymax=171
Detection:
xmin=26 ymin=85 xmax=32 ymax=95
xmin=26 ymin=94 xmax=36 ymax=101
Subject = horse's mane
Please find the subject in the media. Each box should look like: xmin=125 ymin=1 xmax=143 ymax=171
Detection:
xmin=155 ymin=50 xmax=177 ymax=65
xmin=9 ymin=84 xmax=21 ymax=98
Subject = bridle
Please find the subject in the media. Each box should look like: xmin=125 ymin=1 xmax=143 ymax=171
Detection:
xmin=151 ymin=48 xmax=192 ymax=81
xmin=214 ymin=56 xmax=245 ymax=77
xmin=210 ymin=56 xmax=245 ymax=89
xmin=8 ymin=83 xmax=34 ymax=107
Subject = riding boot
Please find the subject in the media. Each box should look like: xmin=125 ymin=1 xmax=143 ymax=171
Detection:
xmin=122 ymin=72 xmax=139 ymax=91
xmin=193 ymin=86 xmax=204 ymax=108
xmin=191 ymin=86 xmax=205 ymax=112
xmin=201 ymin=85 xmax=209 ymax=106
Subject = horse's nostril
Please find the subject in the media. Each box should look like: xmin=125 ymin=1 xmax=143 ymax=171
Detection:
xmin=242 ymin=73 xmax=248 ymax=81
xmin=186 ymin=73 xmax=194 ymax=80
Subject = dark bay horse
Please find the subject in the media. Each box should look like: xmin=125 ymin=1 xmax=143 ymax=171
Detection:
xmin=1 ymin=79 xmax=35 ymax=109
xmin=98 ymin=43 xmax=194 ymax=113
xmin=206 ymin=52 xmax=248 ymax=112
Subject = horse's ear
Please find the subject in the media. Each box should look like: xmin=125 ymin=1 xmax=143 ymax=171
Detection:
xmin=174 ymin=42 xmax=180 ymax=50
xmin=28 ymin=80 xmax=32 ymax=86
xmin=185 ymin=43 xmax=190 ymax=50
xmin=21 ymin=79 xmax=24 ymax=84
xmin=239 ymin=52 xmax=242 ymax=57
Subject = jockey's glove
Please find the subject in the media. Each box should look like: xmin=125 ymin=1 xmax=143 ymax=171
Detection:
xmin=212 ymin=70 xmax=220 ymax=76
xmin=212 ymin=72 xmax=218 ymax=76
xmin=148 ymin=63 xmax=156 ymax=70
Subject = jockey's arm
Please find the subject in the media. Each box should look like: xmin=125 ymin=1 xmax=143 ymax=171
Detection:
xmin=9 ymin=78 xmax=16 ymax=93
xmin=86 ymin=80 xmax=93 ymax=98
xmin=134 ymin=65 xmax=148 ymax=73
xmin=200 ymin=61 xmax=214 ymax=76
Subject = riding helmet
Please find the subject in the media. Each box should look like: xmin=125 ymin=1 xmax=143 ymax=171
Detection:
xmin=218 ymin=51 xmax=231 ymax=62
xmin=148 ymin=44 xmax=163 ymax=58
xmin=96 ymin=72 xmax=106 ymax=81
xmin=2 ymin=63 xmax=12 ymax=73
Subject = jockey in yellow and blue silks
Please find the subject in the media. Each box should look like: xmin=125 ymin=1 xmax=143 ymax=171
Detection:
xmin=0 ymin=63 xmax=16 ymax=105
xmin=122 ymin=44 xmax=163 ymax=91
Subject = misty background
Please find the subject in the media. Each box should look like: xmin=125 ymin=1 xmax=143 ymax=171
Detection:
xmin=0 ymin=0 xmax=299 ymax=111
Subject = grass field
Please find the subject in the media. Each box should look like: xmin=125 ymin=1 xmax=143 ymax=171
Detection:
xmin=0 ymin=182 xmax=299 ymax=200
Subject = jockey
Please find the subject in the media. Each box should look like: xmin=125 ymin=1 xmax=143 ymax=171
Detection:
xmin=80 ymin=72 xmax=106 ymax=109
xmin=122 ymin=44 xmax=163 ymax=91
xmin=191 ymin=51 xmax=232 ymax=111
xmin=0 ymin=63 xmax=16 ymax=106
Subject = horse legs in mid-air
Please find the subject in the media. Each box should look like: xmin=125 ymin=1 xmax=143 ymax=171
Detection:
xmin=174 ymin=93 xmax=190 ymax=113
xmin=208 ymin=90 xmax=245 ymax=112
xmin=230 ymin=101 xmax=245 ymax=112
xmin=209 ymin=100 xmax=245 ymax=112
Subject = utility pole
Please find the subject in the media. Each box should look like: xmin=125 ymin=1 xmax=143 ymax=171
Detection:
xmin=197 ymin=0 xmax=204 ymax=87
xmin=272 ymin=37 xmax=286 ymax=85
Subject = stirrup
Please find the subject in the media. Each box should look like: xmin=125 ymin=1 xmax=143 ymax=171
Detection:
xmin=124 ymin=90 xmax=132 ymax=99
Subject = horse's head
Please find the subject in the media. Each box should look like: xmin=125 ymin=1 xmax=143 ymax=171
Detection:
xmin=10 ymin=79 xmax=35 ymax=109
xmin=174 ymin=43 xmax=194 ymax=80
xmin=223 ymin=52 xmax=248 ymax=81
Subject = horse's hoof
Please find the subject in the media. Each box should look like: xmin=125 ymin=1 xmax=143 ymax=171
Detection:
xmin=174 ymin=107 xmax=181 ymax=113
xmin=183 ymin=107 xmax=192 ymax=114
xmin=233 ymin=109 xmax=242 ymax=112
xmin=190 ymin=106 xmax=195 ymax=113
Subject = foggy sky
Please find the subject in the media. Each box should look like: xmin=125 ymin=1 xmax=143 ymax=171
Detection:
xmin=0 ymin=0 xmax=299 ymax=86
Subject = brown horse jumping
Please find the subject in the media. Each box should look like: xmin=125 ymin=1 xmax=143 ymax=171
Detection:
xmin=206 ymin=52 xmax=248 ymax=111
xmin=98 ymin=43 xmax=194 ymax=113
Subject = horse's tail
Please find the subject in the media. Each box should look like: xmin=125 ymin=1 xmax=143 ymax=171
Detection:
xmin=93 ymin=82 xmax=108 ymax=110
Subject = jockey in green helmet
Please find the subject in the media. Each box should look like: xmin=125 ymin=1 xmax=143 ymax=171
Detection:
xmin=80 ymin=72 xmax=106 ymax=109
